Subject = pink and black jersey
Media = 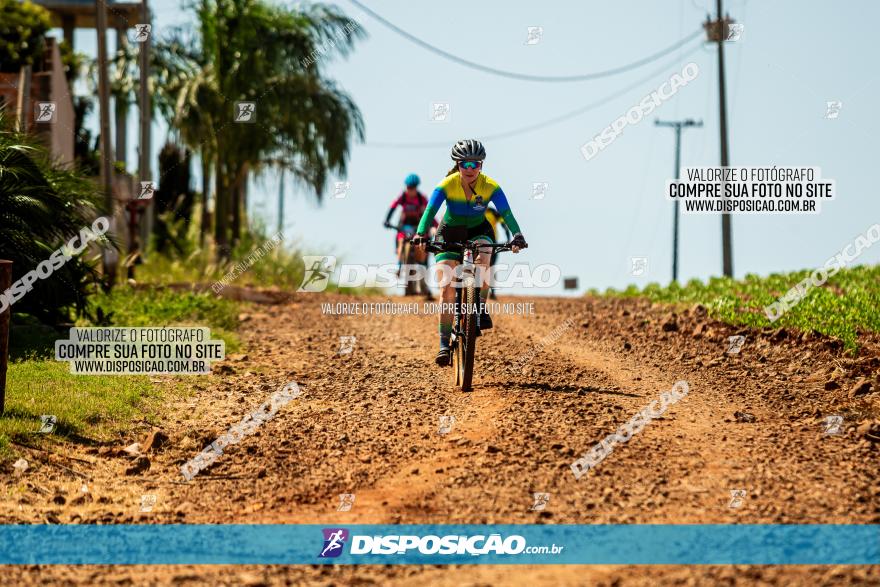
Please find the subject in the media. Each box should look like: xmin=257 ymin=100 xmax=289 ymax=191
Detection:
xmin=385 ymin=192 xmax=435 ymax=227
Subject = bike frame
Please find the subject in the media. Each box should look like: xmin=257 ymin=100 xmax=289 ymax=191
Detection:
xmin=423 ymin=238 xmax=522 ymax=391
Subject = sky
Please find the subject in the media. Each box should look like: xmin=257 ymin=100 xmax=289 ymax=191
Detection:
xmin=65 ymin=0 xmax=880 ymax=295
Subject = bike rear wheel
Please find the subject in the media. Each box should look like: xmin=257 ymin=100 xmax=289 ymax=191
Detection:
xmin=402 ymin=241 xmax=418 ymax=296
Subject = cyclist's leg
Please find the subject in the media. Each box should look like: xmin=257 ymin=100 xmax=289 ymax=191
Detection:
xmin=435 ymin=258 xmax=459 ymax=346
xmin=470 ymin=220 xmax=496 ymax=329
xmin=418 ymin=258 xmax=432 ymax=298
xmin=411 ymin=237 xmax=431 ymax=296
xmin=434 ymin=257 xmax=459 ymax=364
xmin=395 ymin=232 xmax=405 ymax=272
xmin=474 ymin=238 xmax=494 ymax=329
xmin=433 ymin=221 xmax=466 ymax=362
xmin=488 ymin=250 xmax=497 ymax=299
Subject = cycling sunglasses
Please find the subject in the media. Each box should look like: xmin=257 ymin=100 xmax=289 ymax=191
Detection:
xmin=458 ymin=161 xmax=482 ymax=170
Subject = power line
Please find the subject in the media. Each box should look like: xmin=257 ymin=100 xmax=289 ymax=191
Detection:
xmin=365 ymin=45 xmax=703 ymax=149
xmin=348 ymin=0 xmax=703 ymax=83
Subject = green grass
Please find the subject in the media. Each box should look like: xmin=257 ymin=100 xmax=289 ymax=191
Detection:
xmin=84 ymin=284 xmax=242 ymax=352
xmin=134 ymin=220 xmax=378 ymax=295
xmin=603 ymin=264 xmax=880 ymax=350
xmin=0 ymin=361 xmax=161 ymax=459
xmin=135 ymin=218 xmax=308 ymax=290
xmin=136 ymin=241 xmax=307 ymax=291
xmin=1 ymin=286 xmax=242 ymax=460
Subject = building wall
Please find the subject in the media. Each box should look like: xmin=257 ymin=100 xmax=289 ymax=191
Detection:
xmin=47 ymin=38 xmax=75 ymax=166
xmin=0 ymin=37 xmax=75 ymax=166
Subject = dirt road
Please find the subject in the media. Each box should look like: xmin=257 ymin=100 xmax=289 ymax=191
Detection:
xmin=2 ymin=293 xmax=879 ymax=585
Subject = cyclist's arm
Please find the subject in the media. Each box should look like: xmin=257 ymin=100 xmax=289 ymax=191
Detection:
xmin=385 ymin=195 xmax=402 ymax=225
xmin=499 ymin=215 xmax=513 ymax=240
xmin=489 ymin=186 xmax=522 ymax=235
xmin=417 ymin=187 xmax=446 ymax=234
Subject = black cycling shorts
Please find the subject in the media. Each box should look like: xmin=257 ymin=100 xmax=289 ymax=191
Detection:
xmin=434 ymin=220 xmax=495 ymax=263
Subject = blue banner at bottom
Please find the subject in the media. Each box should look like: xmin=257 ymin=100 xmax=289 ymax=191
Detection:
xmin=0 ymin=524 xmax=877 ymax=565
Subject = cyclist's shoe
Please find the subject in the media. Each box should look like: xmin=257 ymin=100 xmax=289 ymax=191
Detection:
xmin=435 ymin=347 xmax=451 ymax=366
xmin=479 ymin=309 xmax=493 ymax=330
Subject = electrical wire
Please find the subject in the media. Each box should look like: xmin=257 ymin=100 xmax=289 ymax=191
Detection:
xmin=348 ymin=0 xmax=703 ymax=83
xmin=365 ymin=44 xmax=703 ymax=149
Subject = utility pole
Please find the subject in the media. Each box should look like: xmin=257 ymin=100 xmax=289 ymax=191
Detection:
xmin=705 ymin=0 xmax=735 ymax=277
xmin=656 ymin=119 xmax=702 ymax=282
xmin=139 ymin=0 xmax=153 ymax=257
xmin=96 ymin=0 xmax=116 ymax=288
xmin=278 ymin=168 xmax=285 ymax=235
xmin=0 ymin=260 xmax=11 ymax=414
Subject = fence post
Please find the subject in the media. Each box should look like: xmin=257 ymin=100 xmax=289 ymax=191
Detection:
xmin=0 ymin=260 xmax=12 ymax=414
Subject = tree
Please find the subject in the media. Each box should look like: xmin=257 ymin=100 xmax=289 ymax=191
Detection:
xmin=153 ymin=0 xmax=365 ymax=259
xmin=0 ymin=0 xmax=51 ymax=71
xmin=153 ymin=141 xmax=195 ymax=254
xmin=0 ymin=112 xmax=110 ymax=323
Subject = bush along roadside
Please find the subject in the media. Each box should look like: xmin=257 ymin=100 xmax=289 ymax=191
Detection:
xmin=603 ymin=264 xmax=880 ymax=351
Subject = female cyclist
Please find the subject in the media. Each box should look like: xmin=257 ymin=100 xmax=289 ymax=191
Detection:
xmin=384 ymin=173 xmax=432 ymax=261
xmin=413 ymin=139 xmax=527 ymax=366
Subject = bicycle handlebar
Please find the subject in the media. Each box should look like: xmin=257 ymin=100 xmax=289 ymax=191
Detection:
xmin=422 ymin=239 xmax=527 ymax=254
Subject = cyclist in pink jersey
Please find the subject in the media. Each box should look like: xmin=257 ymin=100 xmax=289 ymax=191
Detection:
xmin=384 ymin=174 xmax=437 ymax=294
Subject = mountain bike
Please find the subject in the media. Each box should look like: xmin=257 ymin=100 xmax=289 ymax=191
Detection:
xmin=425 ymin=238 xmax=525 ymax=392
xmin=386 ymin=223 xmax=428 ymax=296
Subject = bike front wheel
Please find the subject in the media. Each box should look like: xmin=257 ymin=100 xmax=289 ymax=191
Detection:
xmin=459 ymin=277 xmax=478 ymax=391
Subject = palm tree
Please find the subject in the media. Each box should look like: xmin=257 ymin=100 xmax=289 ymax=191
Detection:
xmin=153 ymin=0 xmax=365 ymax=259
xmin=0 ymin=112 xmax=110 ymax=323
xmin=152 ymin=26 xmax=220 ymax=246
